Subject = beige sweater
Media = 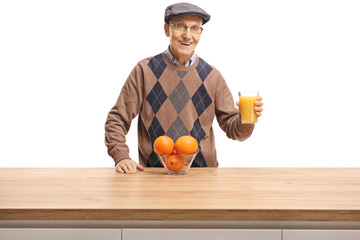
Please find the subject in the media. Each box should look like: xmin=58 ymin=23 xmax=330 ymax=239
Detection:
xmin=105 ymin=52 xmax=254 ymax=167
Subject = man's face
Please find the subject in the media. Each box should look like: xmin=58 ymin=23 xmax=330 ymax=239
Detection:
xmin=164 ymin=15 xmax=203 ymax=60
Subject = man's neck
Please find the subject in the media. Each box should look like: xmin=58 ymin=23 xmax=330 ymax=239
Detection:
xmin=171 ymin=52 xmax=191 ymax=67
xmin=166 ymin=46 xmax=196 ymax=67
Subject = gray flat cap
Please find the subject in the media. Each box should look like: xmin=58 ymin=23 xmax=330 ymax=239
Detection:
xmin=165 ymin=2 xmax=211 ymax=25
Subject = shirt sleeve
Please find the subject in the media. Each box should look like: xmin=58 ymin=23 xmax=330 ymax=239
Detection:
xmin=214 ymin=73 xmax=255 ymax=141
xmin=105 ymin=63 xmax=144 ymax=166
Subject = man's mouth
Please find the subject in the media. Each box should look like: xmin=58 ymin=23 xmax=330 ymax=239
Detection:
xmin=180 ymin=41 xmax=192 ymax=46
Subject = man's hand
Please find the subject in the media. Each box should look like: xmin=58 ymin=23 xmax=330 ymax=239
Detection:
xmin=115 ymin=159 xmax=144 ymax=174
xmin=236 ymin=96 xmax=263 ymax=117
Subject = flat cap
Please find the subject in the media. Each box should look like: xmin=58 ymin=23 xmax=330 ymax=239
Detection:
xmin=164 ymin=2 xmax=211 ymax=25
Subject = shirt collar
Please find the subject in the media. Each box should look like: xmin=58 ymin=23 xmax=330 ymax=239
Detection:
xmin=165 ymin=46 xmax=197 ymax=67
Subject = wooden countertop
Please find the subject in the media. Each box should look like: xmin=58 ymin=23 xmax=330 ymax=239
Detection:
xmin=1 ymin=168 xmax=360 ymax=221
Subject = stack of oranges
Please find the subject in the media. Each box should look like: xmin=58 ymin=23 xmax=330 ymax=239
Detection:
xmin=154 ymin=135 xmax=198 ymax=172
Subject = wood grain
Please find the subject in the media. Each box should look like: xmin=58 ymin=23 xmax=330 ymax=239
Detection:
xmin=1 ymin=168 xmax=360 ymax=221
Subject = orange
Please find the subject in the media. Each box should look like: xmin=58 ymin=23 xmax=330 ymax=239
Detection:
xmin=165 ymin=155 xmax=186 ymax=172
xmin=154 ymin=135 xmax=174 ymax=155
xmin=174 ymin=135 xmax=198 ymax=155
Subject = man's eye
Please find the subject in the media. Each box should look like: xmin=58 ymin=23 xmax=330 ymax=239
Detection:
xmin=177 ymin=24 xmax=185 ymax=29
xmin=191 ymin=26 xmax=199 ymax=31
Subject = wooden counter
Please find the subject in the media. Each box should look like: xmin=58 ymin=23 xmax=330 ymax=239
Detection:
xmin=1 ymin=168 xmax=360 ymax=222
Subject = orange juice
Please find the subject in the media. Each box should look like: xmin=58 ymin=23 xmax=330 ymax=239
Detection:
xmin=239 ymin=96 xmax=258 ymax=124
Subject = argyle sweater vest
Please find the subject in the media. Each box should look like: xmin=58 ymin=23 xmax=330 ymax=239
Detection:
xmin=105 ymin=52 xmax=254 ymax=168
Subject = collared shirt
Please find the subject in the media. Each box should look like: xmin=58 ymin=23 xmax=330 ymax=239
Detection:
xmin=164 ymin=46 xmax=197 ymax=67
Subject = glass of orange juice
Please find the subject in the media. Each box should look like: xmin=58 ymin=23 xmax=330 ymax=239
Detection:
xmin=238 ymin=91 xmax=259 ymax=124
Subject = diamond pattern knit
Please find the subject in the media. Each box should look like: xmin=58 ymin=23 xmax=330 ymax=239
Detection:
xmin=148 ymin=53 xmax=167 ymax=79
xmin=105 ymin=52 xmax=255 ymax=168
xmin=145 ymin=54 xmax=214 ymax=167
xmin=146 ymin=81 xmax=167 ymax=114
xmin=169 ymin=81 xmax=190 ymax=114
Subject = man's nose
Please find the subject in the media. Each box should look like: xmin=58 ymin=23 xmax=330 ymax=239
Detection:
xmin=182 ymin=28 xmax=191 ymax=39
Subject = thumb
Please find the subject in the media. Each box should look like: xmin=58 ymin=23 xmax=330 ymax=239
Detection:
xmin=137 ymin=164 xmax=145 ymax=171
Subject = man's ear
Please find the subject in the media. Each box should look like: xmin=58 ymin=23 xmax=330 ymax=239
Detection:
xmin=164 ymin=23 xmax=170 ymax=37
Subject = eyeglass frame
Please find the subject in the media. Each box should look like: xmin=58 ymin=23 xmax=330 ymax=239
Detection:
xmin=169 ymin=23 xmax=204 ymax=34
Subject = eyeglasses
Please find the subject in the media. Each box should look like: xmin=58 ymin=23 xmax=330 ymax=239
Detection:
xmin=170 ymin=23 xmax=203 ymax=34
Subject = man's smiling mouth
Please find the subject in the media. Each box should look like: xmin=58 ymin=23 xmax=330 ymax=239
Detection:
xmin=180 ymin=41 xmax=192 ymax=46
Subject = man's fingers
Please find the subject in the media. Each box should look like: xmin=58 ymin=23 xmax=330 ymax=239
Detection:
xmin=129 ymin=163 xmax=137 ymax=173
xmin=254 ymin=107 xmax=263 ymax=112
xmin=121 ymin=165 xmax=129 ymax=173
xmin=116 ymin=165 xmax=124 ymax=173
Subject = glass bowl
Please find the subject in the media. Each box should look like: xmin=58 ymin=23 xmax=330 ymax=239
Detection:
xmin=156 ymin=150 xmax=199 ymax=175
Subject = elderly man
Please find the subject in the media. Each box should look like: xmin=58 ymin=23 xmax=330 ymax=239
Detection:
xmin=105 ymin=2 xmax=263 ymax=174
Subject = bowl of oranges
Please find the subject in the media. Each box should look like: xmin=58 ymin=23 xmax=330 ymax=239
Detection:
xmin=154 ymin=135 xmax=199 ymax=175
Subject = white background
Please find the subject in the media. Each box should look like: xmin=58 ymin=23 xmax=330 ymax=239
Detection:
xmin=1 ymin=0 xmax=359 ymax=168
